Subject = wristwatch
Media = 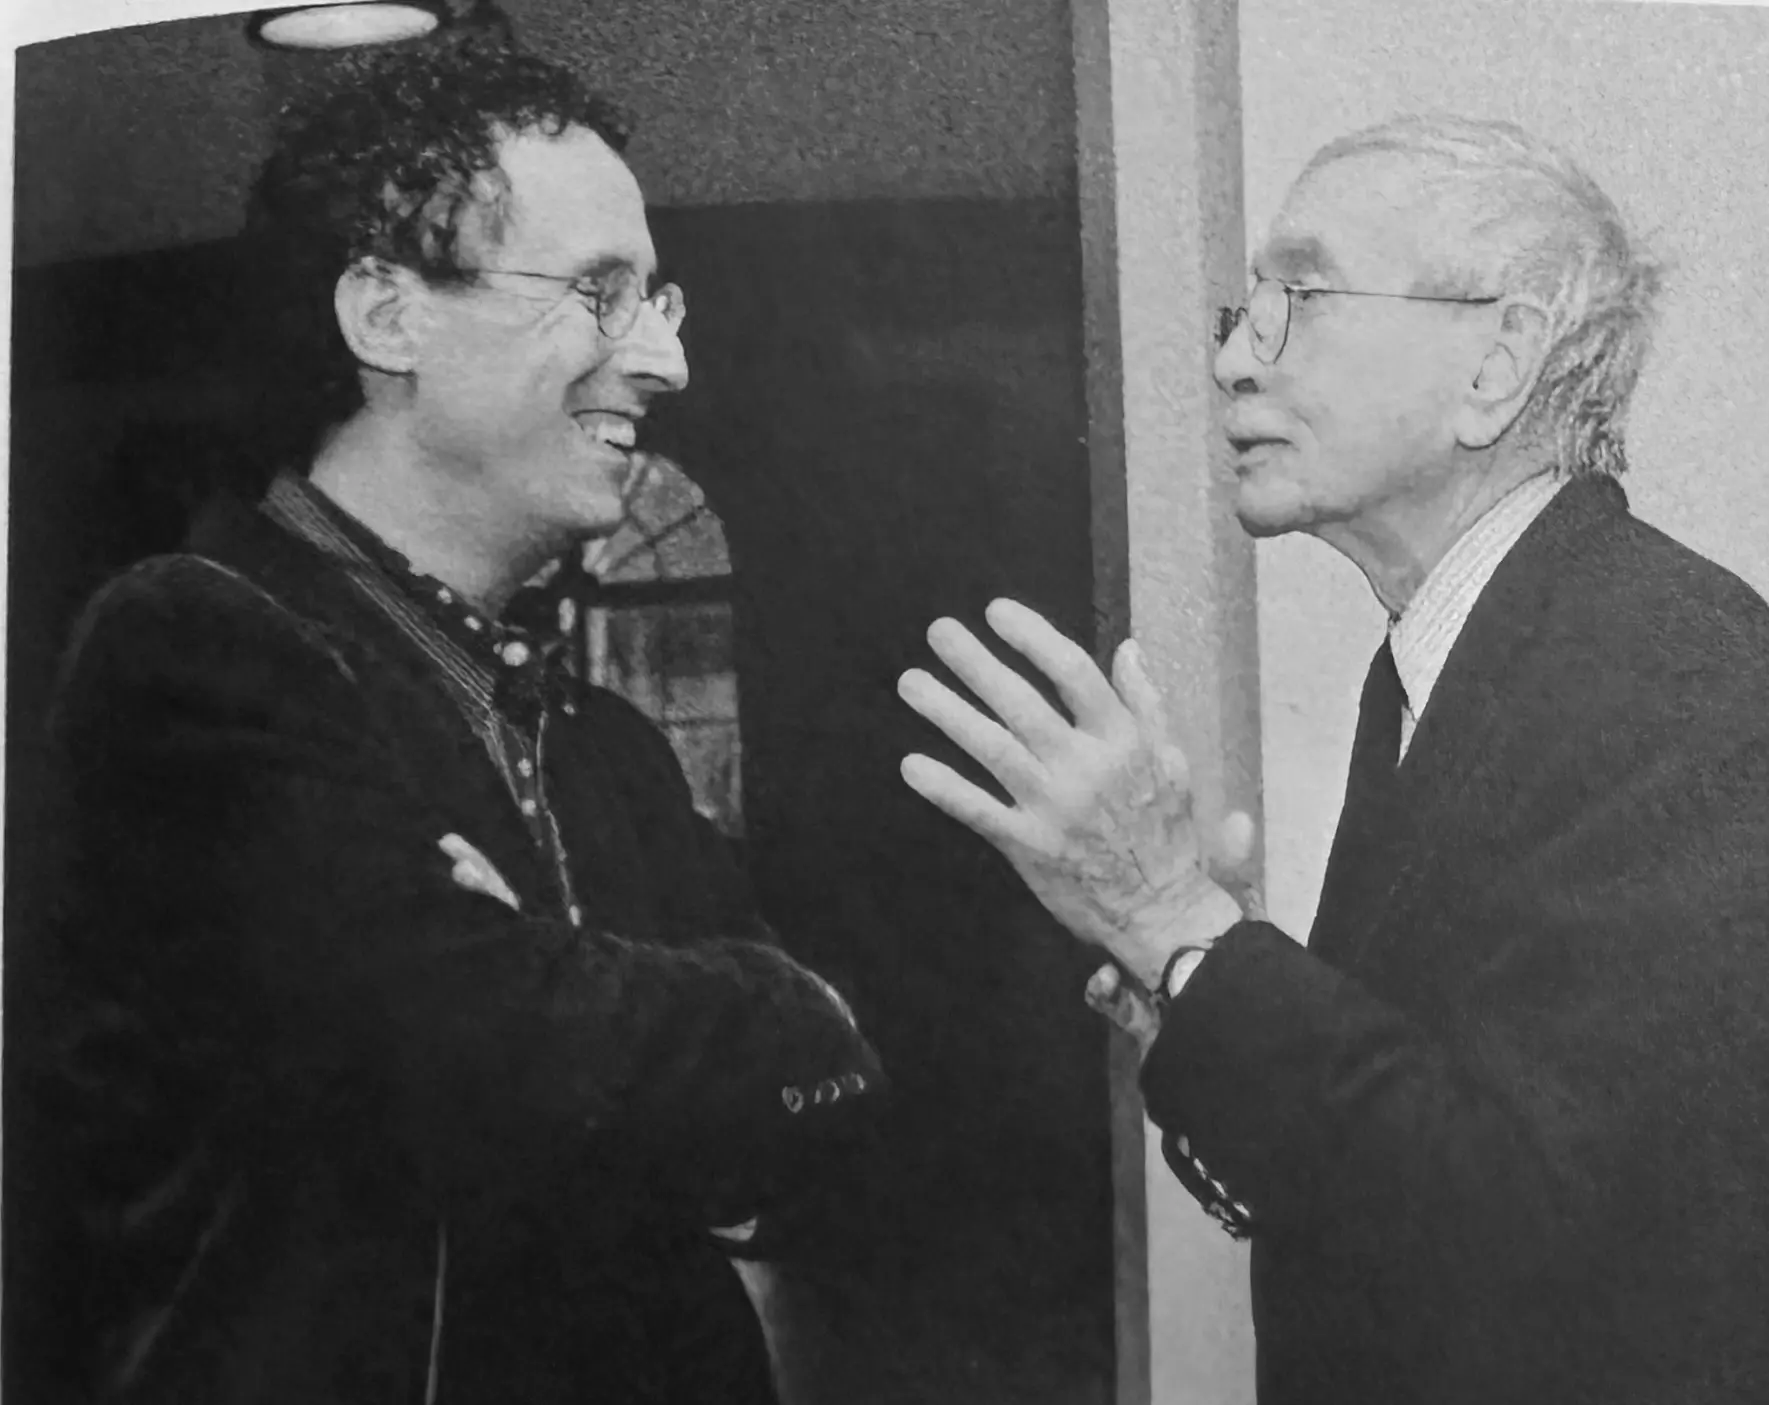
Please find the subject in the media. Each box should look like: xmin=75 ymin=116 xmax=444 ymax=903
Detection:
xmin=1152 ymin=944 xmax=1210 ymax=1012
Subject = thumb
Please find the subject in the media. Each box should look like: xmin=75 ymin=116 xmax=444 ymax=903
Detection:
xmin=1214 ymin=810 xmax=1258 ymax=871
xmin=1111 ymin=639 xmax=1171 ymax=740
xmin=1205 ymin=808 xmax=1265 ymax=920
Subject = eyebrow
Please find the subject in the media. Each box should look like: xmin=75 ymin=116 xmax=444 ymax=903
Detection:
xmin=560 ymin=255 xmax=642 ymax=282
xmin=1252 ymin=235 xmax=1345 ymax=285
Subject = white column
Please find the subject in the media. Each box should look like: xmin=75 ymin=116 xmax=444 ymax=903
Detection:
xmin=1069 ymin=0 xmax=1261 ymax=1400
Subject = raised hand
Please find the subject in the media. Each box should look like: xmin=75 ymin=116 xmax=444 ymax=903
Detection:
xmin=897 ymin=598 xmax=1247 ymax=990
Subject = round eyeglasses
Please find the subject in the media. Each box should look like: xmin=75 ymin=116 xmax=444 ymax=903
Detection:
xmin=1216 ymin=277 xmax=1500 ymax=366
xmin=465 ymin=263 xmax=686 ymax=341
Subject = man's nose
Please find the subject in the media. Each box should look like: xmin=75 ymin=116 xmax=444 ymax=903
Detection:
xmin=615 ymin=302 xmax=690 ymax=394
xmin=1212 ymin=317 xmax=1262 ymax=396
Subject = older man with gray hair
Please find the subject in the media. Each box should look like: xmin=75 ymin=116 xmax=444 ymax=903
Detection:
xmin=898 ymin=114 xmax=1769 ymax=1403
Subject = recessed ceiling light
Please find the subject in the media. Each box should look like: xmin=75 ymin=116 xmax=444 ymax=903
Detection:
xmin=247 ymin=3 xmax=447 ymax=51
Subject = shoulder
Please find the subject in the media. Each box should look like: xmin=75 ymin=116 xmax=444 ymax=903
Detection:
xmin=1550 ymin=505 xmax=1769 ymax=693
xmin=53 ymin=553 xmax=358 ymax=735
xmin=1502 ymin=496 xmax=1769 ymax=783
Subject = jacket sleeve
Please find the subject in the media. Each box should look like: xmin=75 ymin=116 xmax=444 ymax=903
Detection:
xmin=49 ymin=558 xmax=884 ymax=1214
xmin=555 ymin=685 xmax=888 ymax=1246
xmin=1138 ymin=729 xmax=1769 ymax=1355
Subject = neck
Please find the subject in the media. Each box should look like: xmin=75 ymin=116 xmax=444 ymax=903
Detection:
xmin=307 ymin=412 xmax=552 ymax=617
xmin=1315 ymin=448 xmax=1551 ymax=619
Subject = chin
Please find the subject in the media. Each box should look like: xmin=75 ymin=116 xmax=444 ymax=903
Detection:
xmin=549 ymin=471 xmax=629 ymax=534
xmin=1233 ymin=476 xmax=1314 ymax=539
xmin=565 ymin=498 xmax=628 ymax=538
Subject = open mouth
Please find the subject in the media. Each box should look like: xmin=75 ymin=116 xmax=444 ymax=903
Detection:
xmin=572 ymin=410 xmax=640 ymax=453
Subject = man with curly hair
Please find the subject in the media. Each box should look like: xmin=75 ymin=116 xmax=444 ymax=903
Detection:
xmin=24 ymin=37 xmax=882 ymax=1405
xmin=898 ymin=116 xmax=1769 ymax=1401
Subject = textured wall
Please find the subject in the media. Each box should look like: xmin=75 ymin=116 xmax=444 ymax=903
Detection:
xmin=1070 ymin=0 xmax=1259 ymax=1400
xmin=14 ymin=20 xmax=270 ymax=267
xmin=1242 ymin=0 xmax=1769 ymax=943
xmin=12 ymin=0 xmax=1076 ymax=268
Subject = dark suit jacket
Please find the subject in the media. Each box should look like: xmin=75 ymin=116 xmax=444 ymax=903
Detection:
xmin=23 ymin=491 xmax=883 ymax=1404
xmin=1141 ymin=475 xmax=1769 ymax=1403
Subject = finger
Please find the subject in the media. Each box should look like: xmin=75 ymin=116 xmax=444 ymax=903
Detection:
xmin=1084 ymin=962 xmax=1123 ymax=1007
xmin=1111 ymin=639 xmax=1173 ymax=742
xmin=983 ymin=599 xmax=1125 ymax=737
xmin=900 ymin=753 xmax=1047 ymax=852
xmin=1084 ymin=962 xmax=1137 ymax=1017
xmin=451 ymin=859 xmax=515 ymax=904
xmin=898 ymin=668 xmax=1046 ymax=797
xmin=451 ymin=859 xmax=484 ymax=891
xmin=439 ymin=833 xmax=474 ymax=863
xmin=924 ymin=617 xmax=1073 ymax=756
xmin=1216 ymin=810 xmax=1258 ymax=871
xmin=1085 ymin=964 xmax=1160 ymax=1046
xmin=1085 ymin=977 xmax=1139 ymax=1031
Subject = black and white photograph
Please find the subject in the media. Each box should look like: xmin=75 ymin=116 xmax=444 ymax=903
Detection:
xmin=4 ymin=1 xmax=1768 ymax=1402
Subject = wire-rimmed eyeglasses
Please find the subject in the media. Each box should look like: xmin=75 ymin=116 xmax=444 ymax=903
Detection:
xmin=464 ymin=263 xmax=686 ymax=341
xmin=1216 ymin=277 xmax=1500 ymax=365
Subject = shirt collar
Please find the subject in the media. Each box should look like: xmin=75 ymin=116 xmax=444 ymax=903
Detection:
xmin=260 ymin=471 xmax=565 ymax=726
xmin=1388 ymin=470 xmax=1565 ymax=722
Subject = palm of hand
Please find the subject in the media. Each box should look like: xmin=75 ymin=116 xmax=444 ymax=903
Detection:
xmin=1008 ymin=737 xmax=1210 ymax=954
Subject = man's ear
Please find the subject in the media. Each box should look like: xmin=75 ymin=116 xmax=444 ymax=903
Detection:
xmin=1456 ymin=299 xmax=1552 ymax=450
xmin=334 ymin=258 xmax=429 ymax=376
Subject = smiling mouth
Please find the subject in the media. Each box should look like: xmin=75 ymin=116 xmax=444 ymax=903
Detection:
xmin=572 ymin=411 xmax=640 ymax=452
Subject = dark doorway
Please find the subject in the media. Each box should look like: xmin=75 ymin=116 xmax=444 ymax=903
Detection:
xmin=6 ymin=193 xmax=1114 ymax=1403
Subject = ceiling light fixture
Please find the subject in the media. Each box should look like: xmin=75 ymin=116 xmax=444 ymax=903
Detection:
xmin=247 ymin=1 xmax=512 ymax=52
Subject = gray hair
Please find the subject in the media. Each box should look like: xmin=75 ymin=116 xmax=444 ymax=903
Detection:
xmin=1303 ymin=113 xmax=1665 ymax=479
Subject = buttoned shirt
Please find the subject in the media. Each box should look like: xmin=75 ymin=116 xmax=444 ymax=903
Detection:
xmin=1389 ymin=471 xmax=1566 ymax=761
xmin=261 ymin=471 xmax=585 ymax=928
xmin=1156 ymin=470 xmax=1570 ymax=1238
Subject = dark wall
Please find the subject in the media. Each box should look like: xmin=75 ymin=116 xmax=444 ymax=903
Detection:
xmin=7 ymin=196 xmax=1116 ymax=1401
xmin=667 ymin=202 xmax=1114 ymax=1395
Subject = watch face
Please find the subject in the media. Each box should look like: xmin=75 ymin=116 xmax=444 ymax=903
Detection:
xmin=1166 ymin=948 xmax=1207 ymax=999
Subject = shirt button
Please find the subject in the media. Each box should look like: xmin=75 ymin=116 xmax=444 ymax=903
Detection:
xmin=502 ymin=641 xmax=530 ymax=667
xmin=562 ymin=701 xmax=577 ymax=717
xmin=436 ymin=588 xmax=453 ymax=604
xmin=464 ymin=616 xmax=483 ymax=632
xmin=517 ymin=758 xmax=534 ymax=778
xmin=568 ymin=905 xmax=583 ymax=927
xmin=520 ymin=798 xmax=538 ymax=817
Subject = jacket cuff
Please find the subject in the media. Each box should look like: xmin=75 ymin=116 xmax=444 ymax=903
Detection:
xmin=1138 ymin=920 xmax=1343 ymax=1234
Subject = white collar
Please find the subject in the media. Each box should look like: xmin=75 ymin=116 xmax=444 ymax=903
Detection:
xmin=1388 ymin=471 xmax=1565 ymax=751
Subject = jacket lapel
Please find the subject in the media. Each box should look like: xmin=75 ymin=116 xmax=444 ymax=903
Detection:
xmin=1312 ymin=475 xmax=1631 ymax=969
xmin=184 ymin=493 xmax=554 ymax=912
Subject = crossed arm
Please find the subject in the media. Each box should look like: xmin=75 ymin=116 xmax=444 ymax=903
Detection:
xmin=50 ymin=564 xmax=882 ymax=1226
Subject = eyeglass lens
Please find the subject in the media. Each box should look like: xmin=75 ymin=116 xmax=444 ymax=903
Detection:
xmin=597 ymin=271 xmax=686 ymax=340
xmin=1215 ymin=281 xmax=1289 ymax=365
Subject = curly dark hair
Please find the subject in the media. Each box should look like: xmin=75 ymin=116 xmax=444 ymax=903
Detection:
xmin=242 ymin=37 xmax=631 ymax=468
